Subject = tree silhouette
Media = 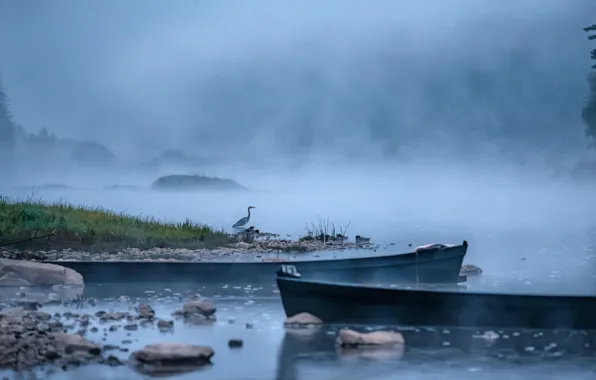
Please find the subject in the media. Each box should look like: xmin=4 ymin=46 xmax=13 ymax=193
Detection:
xmin=582 ymin=25 xmax=596 ymax=143
xmin=0 ymin=76 xmax=15 ymax=165
xmin=585 ymin=25 xmax=596 ymax=67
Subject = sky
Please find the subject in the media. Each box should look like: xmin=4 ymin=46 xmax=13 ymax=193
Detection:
xmin=0 ymin=0 xmax=595 ymax=166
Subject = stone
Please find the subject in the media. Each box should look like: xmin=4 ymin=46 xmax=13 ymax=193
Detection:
xmin=228 ymin=339 xmax=243 ymax=348
xmin=53 ymin=333 xmax=102 ymax=355
xmin=138 ymin=304 xmax=155 ymax=320
xmin=157 ymin=320 xmax=174 ymax=330
xmin=0 ymin=260 xmax=83 ymax=287
xmin=284 ymin=312 xmax=323 ymax=326
xmin=97 ymin=311 xmax=126 ymax=321
xmin=45 ymin=292 xmax=62 ymax=305
xmin=335 ymin=329 xmax=405 ymax=347
xmin=181 ymin=300 xmax=216 ymax=317
xmin=0 ymin=275 xmax=31 ymax=287
xmin=461 ymin=264 xmax=483 ymax=276
xmin=14 ymin=300 xmax=41 ymax=310
xmin=130 ymin=343 xmax=214 ymax=375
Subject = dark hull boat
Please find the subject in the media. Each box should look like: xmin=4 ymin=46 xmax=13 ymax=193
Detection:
xmin=43 ymin=241 xmax=468 ymax=284
xmin=276 ymin=267 xmax=596 ymax=330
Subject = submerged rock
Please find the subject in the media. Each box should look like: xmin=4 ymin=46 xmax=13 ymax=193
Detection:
xmin=96 ymin=311 xmax=127 ymax=321
xmin=0 ymin=259 xmax=84 ymax=287
xmin=461 ymin=264 xmax=483 ymax=276
xmin=284 ymin=312 xmax=323 ymax=326
xmin=175 ymin=300 xmax=216 ymax=318
xmin=228 ymin=339 xmax=243 ymax=348
xmin=157 ymin=319 xmax=174 ymax=331
xmin=336 ymin=329 xmax=405 ymax=347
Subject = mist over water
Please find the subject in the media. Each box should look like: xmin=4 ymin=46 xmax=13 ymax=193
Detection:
xmin=0 ymin=0 xmax=595 ymax=165
xmin=3 ymin=163 xmax=596 ymax=291
xmin=0 ymin=0 xmax=594 ymax=291
xmin=1 ymin=1 xmax=596 ymax=377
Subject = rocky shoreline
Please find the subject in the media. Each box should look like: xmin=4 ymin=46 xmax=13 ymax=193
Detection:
xmin=3 ymin=239 xmax=376 ymax=262
xmin=0 ymin=288 xmax=406 ymax=376
xmin=0 ymin=290 xmax=222 ymax=374
xmin=0 ymin=259 xmax=405 ymax=375
xmin=0 ymin=258 xmax=484 ymax=375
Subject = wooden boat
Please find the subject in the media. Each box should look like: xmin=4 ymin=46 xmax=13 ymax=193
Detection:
xmin=276 ymin=265 xmax=596 ymax=330
xmin=43 ymin=241 xmax=468 ymax=284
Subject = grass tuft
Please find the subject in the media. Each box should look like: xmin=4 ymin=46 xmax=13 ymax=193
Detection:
xmin=301 ymin=216 xmax=352 ymax=243
xmin=0 ymin=194 xmax=229 ymax=252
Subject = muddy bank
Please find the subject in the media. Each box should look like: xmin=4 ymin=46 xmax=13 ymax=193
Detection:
xmin=7 ymin=239 xmax=375 ymax=262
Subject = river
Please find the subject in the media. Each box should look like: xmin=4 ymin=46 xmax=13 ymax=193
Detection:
xmin=1 ymin=176 xmax=595 ymax=378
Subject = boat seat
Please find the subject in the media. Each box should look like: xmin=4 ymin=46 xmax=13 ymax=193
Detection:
xmin=415 ymin=243 xmax=454 ymax=252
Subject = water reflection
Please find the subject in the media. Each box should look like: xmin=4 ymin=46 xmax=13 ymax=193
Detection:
xmin=275 ymin=325 xmax=596 ymax=380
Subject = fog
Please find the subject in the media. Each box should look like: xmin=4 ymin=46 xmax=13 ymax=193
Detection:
xmin=0 ymin=0 xmax=594 ymax=163
xmin=1 ymin=0 xmax=596 ymax=280
xmin=2 ymin=164 xmax=596 ymax=281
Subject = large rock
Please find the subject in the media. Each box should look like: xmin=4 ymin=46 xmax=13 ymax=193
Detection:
xmin=0 ymin=259 xmax=83 ymax=287
xmin=130 ymin=343 xmax=214 ymax=375
xmin=336 ymin=328 xmax=405 ymax=347
xmin=53 ymin=333 xmax=101 ymax=355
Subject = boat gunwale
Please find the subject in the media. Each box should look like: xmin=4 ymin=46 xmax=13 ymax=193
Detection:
xmin=276 ymin=276 xmax=596 ymax=301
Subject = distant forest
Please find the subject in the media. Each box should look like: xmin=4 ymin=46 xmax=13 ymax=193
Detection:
xmin=1 ymin=24 xmax=596 ymax=174
xmin=0 ymin=78 xmax=116 ymax=172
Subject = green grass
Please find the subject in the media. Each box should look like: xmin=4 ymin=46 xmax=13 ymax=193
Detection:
xmin=0 ymin=195 xmax=229 ymax=251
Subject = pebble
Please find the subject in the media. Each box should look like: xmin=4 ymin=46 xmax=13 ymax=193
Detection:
xmin=228 ymin=339 xmax=243 ymax=348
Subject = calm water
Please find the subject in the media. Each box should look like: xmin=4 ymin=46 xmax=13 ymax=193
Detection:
xmin=0 ymin=276 xmax=592 ymax=380
xmin=2 ymin=184 xmax=596 ymax=378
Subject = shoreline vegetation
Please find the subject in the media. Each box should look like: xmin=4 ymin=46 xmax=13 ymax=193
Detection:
xmin=0 ymin=196 xmax=230 ymax=252
xmin=0 ymin=196 xmax=365 ymax=260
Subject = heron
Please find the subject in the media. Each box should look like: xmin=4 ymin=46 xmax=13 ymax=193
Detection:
xmin=233 ymin=206 xmax=255 ymax=228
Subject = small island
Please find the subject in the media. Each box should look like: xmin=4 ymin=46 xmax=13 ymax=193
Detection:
xmin=151 ymin=174 xmax=247 ymax=192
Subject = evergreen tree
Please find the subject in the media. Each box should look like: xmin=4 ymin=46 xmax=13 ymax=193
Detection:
xmin=585 ymin=25 xmax=596 ymax=68
xmin=0 ymin=77 xmax=16 ymax=184
xmin=0 ymin=76 xmax=15 ymax=160
xmin=582 ymin=25 xmax=596 ymax=143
